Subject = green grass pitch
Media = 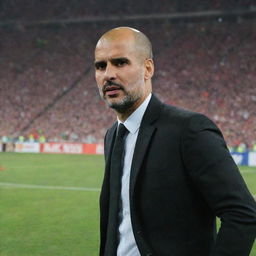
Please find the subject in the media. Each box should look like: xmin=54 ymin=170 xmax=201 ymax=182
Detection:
xmin=0 ymin=153 xmax=255 ymax=256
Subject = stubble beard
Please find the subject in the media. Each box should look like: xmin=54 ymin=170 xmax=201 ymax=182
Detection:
xmin=107 ymin=92 xmax=140 ymax=113
xmin=101 ymin=77 xmax=144 ymax=114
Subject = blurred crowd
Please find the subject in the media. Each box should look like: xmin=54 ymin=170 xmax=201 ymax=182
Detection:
xmin=0 ymin=20 xmax=255 ymax=150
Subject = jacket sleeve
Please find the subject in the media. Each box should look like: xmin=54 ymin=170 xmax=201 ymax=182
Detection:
xmin=182 ymin=114 xmax=256 ymax=256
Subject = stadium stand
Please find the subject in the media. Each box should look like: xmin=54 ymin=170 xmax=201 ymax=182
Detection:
xmin=0 ymin=2 xmax=255 ymax=149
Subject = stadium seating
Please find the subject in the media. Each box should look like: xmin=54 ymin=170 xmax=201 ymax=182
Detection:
xmin=0 ymin=19 xmax=255 ymax=149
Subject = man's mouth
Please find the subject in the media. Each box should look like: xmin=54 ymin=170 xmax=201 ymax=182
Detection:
xmin=104 ymin=85 xmax=123 ymax=96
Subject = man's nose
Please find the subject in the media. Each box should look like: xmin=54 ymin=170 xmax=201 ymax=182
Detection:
xmin=104 ymin=64 xmax=116 ymax=81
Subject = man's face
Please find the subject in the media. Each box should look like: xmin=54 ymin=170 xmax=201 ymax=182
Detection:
xmin=94 ymin=37 xmax=148 ymax=113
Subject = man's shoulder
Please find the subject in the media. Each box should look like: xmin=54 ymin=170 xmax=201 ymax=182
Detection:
xmin=149 ymin=94 xmax=201 ymax=119
xmin=160 ymin=101 xmax=219 ymax=133
xmin=162 ymin=103 xmax=198 ymax=118
xmin=161 ymin=102 xmax=204 ymax=121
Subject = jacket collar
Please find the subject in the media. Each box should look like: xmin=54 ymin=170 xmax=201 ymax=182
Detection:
xmin=105 ymin=94 xmax=163 ymax=195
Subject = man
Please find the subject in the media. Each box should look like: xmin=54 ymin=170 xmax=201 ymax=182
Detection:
xmin=94 ymin=27 xmax=256 ymax=256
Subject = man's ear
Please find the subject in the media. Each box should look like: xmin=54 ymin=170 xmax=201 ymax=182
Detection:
xmin=144 ymin=59 xmax=154 ymax=80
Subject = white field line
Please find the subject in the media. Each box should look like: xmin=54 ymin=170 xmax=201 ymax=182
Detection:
xmin=0 ymin=182 xmax=100 ymax=192
xmin=240 ymin=169 xmax=256 ymax=174
xmin=0 ymin=182 xmax=255 ymax=199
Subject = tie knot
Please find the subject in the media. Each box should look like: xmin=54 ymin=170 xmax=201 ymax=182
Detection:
xmin=117 ymin=123 xmax=128 ymax=139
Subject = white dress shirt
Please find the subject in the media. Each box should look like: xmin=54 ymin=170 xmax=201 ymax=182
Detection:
xmin=117 ymin=93 xmax=152 ymax=256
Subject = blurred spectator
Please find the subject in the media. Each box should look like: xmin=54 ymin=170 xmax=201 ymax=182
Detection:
xmin=0 ymin=20 xmax=255 ymax=148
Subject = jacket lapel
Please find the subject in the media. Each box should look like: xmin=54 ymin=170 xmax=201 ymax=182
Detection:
xmin=130 ymin=95 xmax=163 ymax=197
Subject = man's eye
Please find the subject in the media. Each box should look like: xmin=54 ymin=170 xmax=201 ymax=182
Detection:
xmin=116 ymin=60 xmax=126 ymax=66
xmin=95 ymin=62 xmax=106 ymax=70
xmin=114 ymin=59 xmax=129 ymax=67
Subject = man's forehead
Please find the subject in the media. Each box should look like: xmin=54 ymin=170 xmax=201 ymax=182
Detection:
xmin=95 ymin=52 xmax=132 ymax=63
xmin=95 ymin=38 xmax=135 ymax=60
xmin=96 ymin=34 xmax=134 ymax=49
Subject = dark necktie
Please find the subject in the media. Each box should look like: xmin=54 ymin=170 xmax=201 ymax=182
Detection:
xmin=105 ymin=123 xmax=128 ymax=256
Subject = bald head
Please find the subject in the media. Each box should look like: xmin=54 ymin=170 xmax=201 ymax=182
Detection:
xmin=95 ymin=27 xmax=153 ymax=61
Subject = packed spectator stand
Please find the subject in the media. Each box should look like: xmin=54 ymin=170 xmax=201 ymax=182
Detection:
xmin=0 ymin=2 xmax=255 ymax=150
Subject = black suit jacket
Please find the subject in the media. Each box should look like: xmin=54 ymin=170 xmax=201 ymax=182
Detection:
xmin=100 ymin=95 xmax=256 ymax=256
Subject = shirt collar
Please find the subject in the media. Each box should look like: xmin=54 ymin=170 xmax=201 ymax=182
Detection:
xmin=118 ymin=93 xmax=152 ymax=134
